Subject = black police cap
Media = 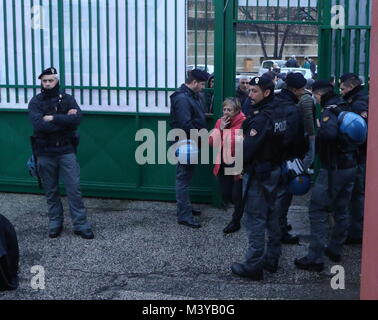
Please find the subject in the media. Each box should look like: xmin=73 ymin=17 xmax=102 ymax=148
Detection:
xmin=249 ymin=75 xmax=274 ymax=89
xmin=311 ymin=79 xmax=334 ymax=92
xmin=38 ymin=67 xmax=58 ymax=79
xmin=339 ymin=73 xmax=359 ymax=84
xmin=285 ymin=72 xmax=307 ymax=89
xmin=190 ymin=69 xmax=209 ymax=82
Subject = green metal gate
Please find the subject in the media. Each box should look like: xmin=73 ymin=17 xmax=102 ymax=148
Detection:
xmin=0 ymin=0 xmax=215 ymax=203
xmin=213 ymin=0 xmax=322 ymax=115
xmin=318 ymin=0 xmax=371 ymax=87
xmin=214 ymin=0 xmax=371 ymax=111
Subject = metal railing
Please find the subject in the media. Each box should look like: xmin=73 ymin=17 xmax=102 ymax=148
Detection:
xmin=319 ymin=0 xmax=371 ymax=86
xmin=236 ymin=0 xmax=320 ymax=24
xmin=0 ymin=0 xmax=215 ymax=113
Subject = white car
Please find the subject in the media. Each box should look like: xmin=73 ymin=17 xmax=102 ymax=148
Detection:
xmin=280 ymin=67 xmax=313 ymax=80
xmin=258 ymin=60 xmax=287 ymax=76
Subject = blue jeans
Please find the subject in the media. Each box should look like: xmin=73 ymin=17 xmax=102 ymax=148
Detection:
xmin=38 ymin=153 xmax=91 ymax=231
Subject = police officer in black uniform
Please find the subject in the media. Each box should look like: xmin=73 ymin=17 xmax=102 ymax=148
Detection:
xmin=339 ymin=73 xmax=368 ymax=245
xmin=170 ymin=69 xmax=209 ymax=229
xmin=28 ymin=67 xmax=94 ymax=239
xmin=294 ymin=80 xmax=358 ymax=271
xmin=231 ymin=75 xmax=288 ymax=280
xmin=273 ymin=72 xmax=308 ymax=245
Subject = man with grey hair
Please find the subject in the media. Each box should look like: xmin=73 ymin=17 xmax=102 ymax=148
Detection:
xmin=28 ymin=67 xmax=94 ymax=240
xmin=235 ymin=75 xmax=250 ymax=107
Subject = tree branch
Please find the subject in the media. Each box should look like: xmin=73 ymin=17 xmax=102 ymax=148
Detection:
xmin=239 ymin=6 xmax=268 ymax=59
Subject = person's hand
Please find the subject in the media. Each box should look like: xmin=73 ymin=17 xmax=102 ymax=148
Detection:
xmin=220 ymin=116 xmax=231 ymax=130
xmin=43 ymin=115 xmax=53 ymax=122
xmin=67 ymin=109 xmax=78 ymax=115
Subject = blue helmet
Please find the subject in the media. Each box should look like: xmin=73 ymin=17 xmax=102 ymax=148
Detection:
xmin=26 ymin=155 xmax=39 ymax=178
xmin=175 ymin=140 xmax=199 ymax=164
xmin=288 ymin=174 xmax=311 ymax=196
xmin=338 ymin=111 xmax=367 ymax=144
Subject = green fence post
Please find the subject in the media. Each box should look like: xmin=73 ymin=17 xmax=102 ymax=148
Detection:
xmin=318 ymin=0 xmax=332 ymax=80
xmin=212 ymin=0 xmax=228 ymax=208
xmin=223 ymin=0 xmax=236 ymax=100
xmin=213 ymin=0 xmax=225 ymax=117
xmin=210 ymin=0 xmax=237 ymax=208
xmin=214 ymin=0 xmax=236 ymax=119
xmin=57 ymin=0 xmax=65 ymax=89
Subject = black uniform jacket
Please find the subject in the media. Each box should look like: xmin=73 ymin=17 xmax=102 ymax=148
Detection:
xmin=242 ymin=95 xmax=287 ymax=175
xmin=341 ymin=85 xmax=369 ymax=163
xmin=170 ymin=84 xmax=207 ymax=137
xmin=28 ymin=90 xmax=81 ymax=156
xmin=317 ymin=93 xmax=357 ymax=170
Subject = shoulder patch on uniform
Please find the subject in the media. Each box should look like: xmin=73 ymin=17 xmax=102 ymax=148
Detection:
xmin=323 ymin=116 xmax=330 ymax=122
xmin=250 ymin=129 xmax=258 ymax=136
xmin=361 ymin=111 xmax=368 ymax=119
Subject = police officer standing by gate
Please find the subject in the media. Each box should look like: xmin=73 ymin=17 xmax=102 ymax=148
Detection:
xmin=273 ymin=72 xmax=308 ymax=245
xmin=231 ymin=75 xmax=288 ymax=280
xmin=170 ymin=69 xmax=209 ymax=229
xmin=28 ymin=67 xmax=94 ymax=239
xmin=295 ymin=80 xmax=358 ymax=271
xmin=339 ymin=73 xmax=369 ymax=245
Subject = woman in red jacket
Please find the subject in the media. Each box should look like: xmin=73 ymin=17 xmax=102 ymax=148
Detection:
xmin=209 ymin=98 xmax=246 ymax=233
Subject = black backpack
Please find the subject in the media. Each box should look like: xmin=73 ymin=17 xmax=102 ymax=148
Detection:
xmin=0 ymin=214 xmax=19 ymax=291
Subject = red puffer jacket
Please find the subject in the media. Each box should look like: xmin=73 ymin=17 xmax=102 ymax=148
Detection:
xmin=209 ymin=112 xmax=246 ymax=177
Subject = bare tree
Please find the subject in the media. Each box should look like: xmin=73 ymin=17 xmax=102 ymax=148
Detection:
xmin=238 ymin=6 xmax=318 ymax=60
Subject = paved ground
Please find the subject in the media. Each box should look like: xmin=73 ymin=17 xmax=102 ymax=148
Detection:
xmin=0 ymin=191 xmax=361 ymax=300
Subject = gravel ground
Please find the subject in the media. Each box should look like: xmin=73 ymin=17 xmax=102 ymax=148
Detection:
xmin=0 ymin=191 xmax=361 ymax=300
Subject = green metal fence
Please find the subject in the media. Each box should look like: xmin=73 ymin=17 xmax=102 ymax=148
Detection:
xmin=0 ymin=0 xmax=189 ymax=111
xmin=215 ymin=0 xmax=371 ymax=113
xmin=318 ymin=0 xmax=371 ymax=87
xmin=0 ymin=0 xmax=216 ymax=203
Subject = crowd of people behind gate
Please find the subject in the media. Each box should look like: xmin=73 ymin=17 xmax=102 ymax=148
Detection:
xmin=0 ymin=65 xmax=369 ymax=291
xmin=170 ymin=68 xmax=368 ymax=280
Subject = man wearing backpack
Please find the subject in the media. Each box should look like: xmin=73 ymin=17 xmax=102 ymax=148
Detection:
xmin=28 ymin=67 xmax=94 ymax=240
xmin=294 ymin=80 xmax=358 ymax=271
xmin=273 ymin=72 xmax=309 ymax=245
xmin=339 ymin=73 xmax=369 ymax=245
xmin=231 ymin=75 xmax=289 ymax=280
